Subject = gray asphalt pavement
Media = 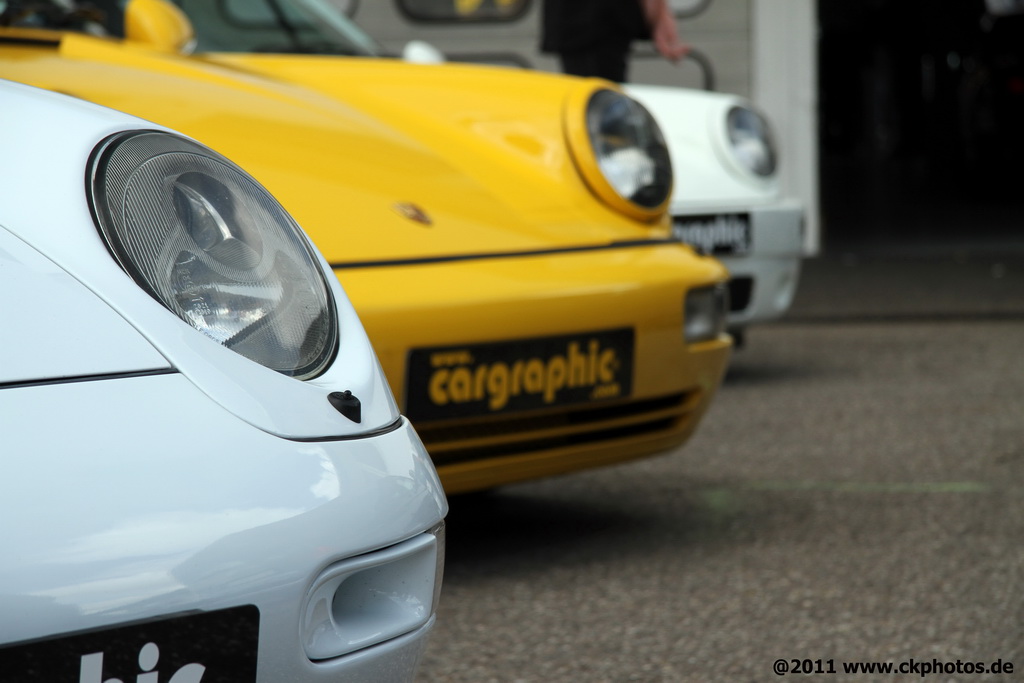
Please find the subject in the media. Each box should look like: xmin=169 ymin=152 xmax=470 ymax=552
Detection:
xmin=416 ymin=244 xmax=1024 ymax=682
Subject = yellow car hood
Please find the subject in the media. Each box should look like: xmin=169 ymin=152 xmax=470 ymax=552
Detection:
xmin=1 ymin=32 xmax=669 ymax=264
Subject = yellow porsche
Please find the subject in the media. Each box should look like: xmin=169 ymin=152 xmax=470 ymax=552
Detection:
xmin=0 ymin=0 xmax=731 ymax=493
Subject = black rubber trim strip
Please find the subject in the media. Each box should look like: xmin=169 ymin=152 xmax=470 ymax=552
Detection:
xmin=287 ymin=416 xmax=406 ymax=443
xmin=329 ymin=238 xmax=678 ymax=270
xmin=0 ymin=368 xmax=177 ymax=391
xmin=1 ymin=367 xmax=407 ymax=442
xmin=0 ymin=36 xmax=61 ymax=47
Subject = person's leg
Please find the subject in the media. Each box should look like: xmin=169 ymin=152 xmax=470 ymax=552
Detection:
xmin=559 ymin=50 xmax=602 ymax=78
xmin=559 ymin=41 xmax=630 ymax=82
xmin=595 ymin=41 xmax=630 ymax=82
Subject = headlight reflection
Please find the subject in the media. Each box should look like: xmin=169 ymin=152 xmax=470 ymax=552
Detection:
xmin=586 ymin=89 xmax=673 ymax=210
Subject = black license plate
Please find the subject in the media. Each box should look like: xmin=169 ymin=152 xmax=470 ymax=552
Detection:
xmin=0 ymin=605 xmax=259 ymax=683
xmin=406 ymin=328 xmax=634 ymax=421
xmin=673 ymin=213 xmax=751 ymax=255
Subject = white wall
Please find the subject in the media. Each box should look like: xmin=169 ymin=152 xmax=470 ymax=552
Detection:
xmin=752 ymin=0 xmax=819 ymax=255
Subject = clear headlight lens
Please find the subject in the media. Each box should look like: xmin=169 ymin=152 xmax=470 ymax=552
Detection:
xmin=586 ymin=89 xmax=673 ymax=210
xmin=726 ymin=105 xmax=777 ymax=177
xmin=685 ymin=284 xmax=729 ymax=343
xmin=88 ymin=130 xmax=337 ymax=379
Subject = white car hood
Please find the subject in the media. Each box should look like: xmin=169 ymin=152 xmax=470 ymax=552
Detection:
xmin=0 ymin=81 xmax=400 ymax=439
xmin=0 ymin=227 xmax=171 ymax=384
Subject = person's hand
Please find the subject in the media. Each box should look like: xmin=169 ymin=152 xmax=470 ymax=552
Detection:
xmin=652 ymin=14 xmax=689 ymax=62
xmin=642 ymin=0 xmax=690 ymax=63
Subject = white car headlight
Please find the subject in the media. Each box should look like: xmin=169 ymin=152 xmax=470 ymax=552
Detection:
xmin=684 ymin=284 xmax=728 ymax=343
xmin=586 ymin=89 xmax=673 ymax=212
xmin=726 ymin=105 xmax=777 ymax=177
xmin=88 ymin=130 xmax=338 ymax=379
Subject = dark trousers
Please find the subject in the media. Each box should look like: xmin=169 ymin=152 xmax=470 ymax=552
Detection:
xmin=557 ymin=40 xmax=631 ymax=82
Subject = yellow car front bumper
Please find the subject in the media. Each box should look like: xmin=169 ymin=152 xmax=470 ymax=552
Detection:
xmin=336 ymin=241 xmax=731 ymax=493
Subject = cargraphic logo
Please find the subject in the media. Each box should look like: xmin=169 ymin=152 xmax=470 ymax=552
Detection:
xmin=673 ymin=213 xmax=750 ymax=254
xmin=406 ymin=329 xmax=634 ymax=420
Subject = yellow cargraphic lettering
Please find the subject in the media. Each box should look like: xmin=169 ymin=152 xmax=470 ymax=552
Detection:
xmin=588 ymin=340 xmax=600 ymax=384
xmin=487 ymin=363 xmax=510 ymax=410
xmin=511 ymin=359 xmax=525 ymax=395
xmin=430 ymin=350 xmax=473 ymax=367
xmin=428 ymin=336 xmax=624 ymax=412
xmin=591 ymin=382 xmax=622 ymax=399
xmin=473 ymin=364 xmax=488 ymax=401
xmin=448 ymin=367 xmax=473 ymax=403
xmin=544 ymin=356 xmax=567 ymax=403
xmin=429 ymin=369 xmax=449 ymax=405
xmin=524 ymin=359 xmax=545 ymax=393
xmin=598 ymin=348 xmax=617 ymax=383
xmin=568 ymin=341 xmax=587 ymax=386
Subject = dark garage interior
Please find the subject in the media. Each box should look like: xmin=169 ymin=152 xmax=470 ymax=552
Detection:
xmin=818 ymin=0 xmax=1024 ymax=253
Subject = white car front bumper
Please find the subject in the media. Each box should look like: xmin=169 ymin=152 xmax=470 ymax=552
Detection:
xmin=673 ymin=199 xmax=803 ymax=334
xmin=0 ymin=372 xmax=446 ymax=683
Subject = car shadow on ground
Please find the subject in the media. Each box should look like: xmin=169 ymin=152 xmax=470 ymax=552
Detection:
xmin=722 ymin=354 xmax=815 ymax=387
xmin=439 ymin=473 xmax=809 ymax=580
xmin=723 ymin=338 xmax=835 ymax=388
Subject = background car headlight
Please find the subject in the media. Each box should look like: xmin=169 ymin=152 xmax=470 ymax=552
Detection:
xmin=569 ymin=87 xmax=673 ymax=220
xmin=88 ymin=130 xmax=338 ymax=379
xmin=685 ymin=284 xmax=728 ymax=343
xmin=726 ymin=105 xmax=777 ymax=177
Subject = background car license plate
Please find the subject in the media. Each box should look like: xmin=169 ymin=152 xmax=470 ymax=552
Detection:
xmin=673 ymin=213 xmax=751 ymax=255
xmin=0 ymin=605 xmax=259 ymax=683
xmin=406 ymin=328 xmax=635 ymax=421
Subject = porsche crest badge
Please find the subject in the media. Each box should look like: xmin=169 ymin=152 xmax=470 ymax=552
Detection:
xmin=393 ymin=202 xmax=432 ymax=226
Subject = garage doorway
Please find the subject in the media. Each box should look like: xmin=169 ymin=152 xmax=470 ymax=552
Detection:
xmin=818 ymin=0 xmax=1024 ymax=252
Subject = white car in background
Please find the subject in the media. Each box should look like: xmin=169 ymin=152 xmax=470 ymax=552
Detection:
xmin=624 ymin=84 xmax=804 ymax=345
xmin=0 ymin=80 xmax=446 ymax=682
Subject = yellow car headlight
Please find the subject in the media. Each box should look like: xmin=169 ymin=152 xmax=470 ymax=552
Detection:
xmin=566 ymin=84 xmax=673 ymax=221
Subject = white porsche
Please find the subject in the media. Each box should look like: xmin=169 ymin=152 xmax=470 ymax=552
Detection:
xmin=0 ymin=80 xmax=447 ymax=682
